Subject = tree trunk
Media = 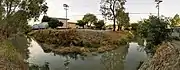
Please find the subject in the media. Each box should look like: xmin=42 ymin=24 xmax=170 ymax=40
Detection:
xmin=90 ymin=23 xmax=92 ymax=27
xmin=113 ymin=18 xmax=116 ymax=31
xmin=83 ymin=25 xmax=85 ymax=29
xmin=117 ymin=24 xmax=120 ymax=31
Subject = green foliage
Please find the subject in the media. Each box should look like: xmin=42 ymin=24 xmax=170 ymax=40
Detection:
xmin=170 ymin=14 xmax=180 ymax=26
xmin=42 ymin=16 xmax=63 ymax=29
xmin=137 ymin=20 xmax=150 ymax=38
xmin=42 ymin=16 xmax=51 ymax=22
xmin=94 ymin=20 xmax=105 ymax=30
xmin=100 ymin=0 xmax=126 ymax=31
xmin=82 ymin=13 xmax=97 ymax=27
xmin=137 ymin=15 xmax=172 ymax=52
xmin=1 ymin=0 xmax=48 ymax=20
xmin=76 ymin=20 xmax=86 ymax=28
xmin=48 ymin=19 xmax=63 ymax=28
xmin=0 ymin=0 xmax=48 ymax=38
xmin=116 ymin=9 xmax=130 ymax=30
xmin=0 ymin=2 xmax=4 ymax=20
xmin=130 ymin=23 xmax=138 ymax=31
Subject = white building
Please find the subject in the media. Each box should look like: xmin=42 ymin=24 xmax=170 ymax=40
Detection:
xmin=32 ymin=22 xmax=49 ymax=29
xmin=51 ymin=17 xmax=69 ymax=28
xmin=33 ymin=17 xmax=70 ymax=29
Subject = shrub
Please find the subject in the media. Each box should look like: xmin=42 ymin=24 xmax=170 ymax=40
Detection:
xmin=137 ymin=15 xmax=172 ymax=53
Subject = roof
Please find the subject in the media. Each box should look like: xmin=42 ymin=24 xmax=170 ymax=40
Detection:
xmin=68 ymin=22 xmax=77 ymax=24
xmin=50 ymin=17 xmax=69 ymax=20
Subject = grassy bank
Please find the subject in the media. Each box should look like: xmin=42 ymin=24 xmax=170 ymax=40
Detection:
xmin=139 ymin=42 xmax=180 ymax=70
xmin=30 ymin=29 xmax=133 ymax=54
xmin=0 ymin=41 xmax=27 ymax=70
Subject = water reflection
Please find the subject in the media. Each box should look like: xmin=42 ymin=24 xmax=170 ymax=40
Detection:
xmin=124 ymin=43 xmax=147 ymax=70
xmin=100 ymin=45 xmax=129 ymax=70
xmin=11 ymin=36 xmax=148 ymax=70
xmin=29 ymin=62 xmax=50 ymax=70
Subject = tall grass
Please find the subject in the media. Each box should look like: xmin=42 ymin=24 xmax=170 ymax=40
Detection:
xmin=30 ymin=29 xmax=133 ymax=48
xmin=0 ymin=41 xmax=27 ymax=70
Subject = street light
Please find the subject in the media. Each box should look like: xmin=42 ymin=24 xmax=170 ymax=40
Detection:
xmin=155 ymin=0 xmax=163 ymax=18
xmin=63 ymin=4 xmax=69 ymax=28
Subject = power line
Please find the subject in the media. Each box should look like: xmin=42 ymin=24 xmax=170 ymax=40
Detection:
xmin=126 ymin=3 xmax=155 ymax=5
xmin=67 ymin=13 xmax=156 ymax=17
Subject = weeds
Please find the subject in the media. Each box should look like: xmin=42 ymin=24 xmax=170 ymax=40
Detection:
xmin=30 ymin=29 xmax=132 ymax=53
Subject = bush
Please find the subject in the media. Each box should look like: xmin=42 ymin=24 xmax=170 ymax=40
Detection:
xmin=30 ymin=29 xmax=130 ymax=48
xmin=137 ymin=15 xmax=172 ymax=52
xmin=48 ymin=19 xmax=63 ymax=28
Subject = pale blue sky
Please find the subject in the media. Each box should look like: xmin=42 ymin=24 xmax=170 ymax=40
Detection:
xmin=30 ymin=0 xmax=180 ymax=25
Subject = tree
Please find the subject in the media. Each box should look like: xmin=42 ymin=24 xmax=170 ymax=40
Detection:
xmin=0 ymin=0 xmax=48 ymax=38
xmin=130 ymin=23 xmax=138 ymax=31
xmin=137 ymin=15 xmax=171 ymax=53
xmin=170 ymin=14 xmax=180 ymax=26
xmin=48 ymin=19 xmax=63 ymax=29
xmin=116 ymin=9 xmax=129 ymax=31
xmin=1 ymin=0 xmax=48 ymax=19
xmin=100 ymin=0 xmax=126 ymax=31
xmin=94 ymin=20 xmax=105 ymax=30
xmin=82 ymin=13 xmax=97 ymax=28
xmin=76 ymin=20 xmax=86 ymax=29
xmin=0 ymin=1 xmax=4 ymax=20
xmin=42 ymin=16 xmax=51 ymax=22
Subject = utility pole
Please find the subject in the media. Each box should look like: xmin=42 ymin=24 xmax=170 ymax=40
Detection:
xmin=155 ymin=0 xmax=162 ymax=18
xmin=63 ymin=4 xmax=69 ymax=28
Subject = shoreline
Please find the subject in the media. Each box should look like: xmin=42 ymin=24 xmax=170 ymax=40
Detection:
xmin=30 ymin=29 xmax=133 ymax=55
xmin=40 ymin=43 xmax=121 ymax=55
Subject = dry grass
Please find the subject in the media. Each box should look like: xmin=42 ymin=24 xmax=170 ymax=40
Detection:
xmin=30 ymin=29 xmax=133 ymax=54
xmin=0 ymin=41 xmax=27 ymax=70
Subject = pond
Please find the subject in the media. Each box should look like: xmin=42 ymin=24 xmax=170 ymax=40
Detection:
xmin=11 ymin=36 xmax=148 ymax=70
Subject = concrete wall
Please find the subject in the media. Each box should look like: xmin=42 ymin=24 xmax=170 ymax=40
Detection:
xmin=68 ymin=24 xmax=76 ymax=29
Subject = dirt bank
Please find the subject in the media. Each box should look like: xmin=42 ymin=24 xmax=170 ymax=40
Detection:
xmin=30 ymin=29 xmax=133 ymax=54
xmin=139 ymin=42 xmax=180 ymax=70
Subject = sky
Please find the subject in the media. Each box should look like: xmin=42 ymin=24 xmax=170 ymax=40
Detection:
xmin=29 ymin=0 xmax=180 ymax=25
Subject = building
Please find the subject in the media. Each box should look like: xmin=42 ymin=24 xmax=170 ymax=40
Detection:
xmin=40 ymin=17 xmax=78 ymax=29
xmin=32 ymin=22 xmax=49 ymax=29
xmin=52 ymin=17 xmax=69 ymax=28
xmin=68 ymin=22 xmax=77 ymax=29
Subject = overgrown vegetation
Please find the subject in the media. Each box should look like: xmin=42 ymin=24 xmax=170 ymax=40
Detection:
xmin=0 ymin=0 xmax=48 ymax=69
xmin=76 ymin=20 xmax=86 ymax=28
xmin=0 ymin=41 xmax=27 ymax=70
xmin=30 ymin=29 xmax=133 ymax=54
xmin=0 ymin=0 xmax=48 ymax=39
xmin=137 ymin=15 xmax=172 ymax=53
xmin=94 ymin=20 xmax=105 ymax=30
